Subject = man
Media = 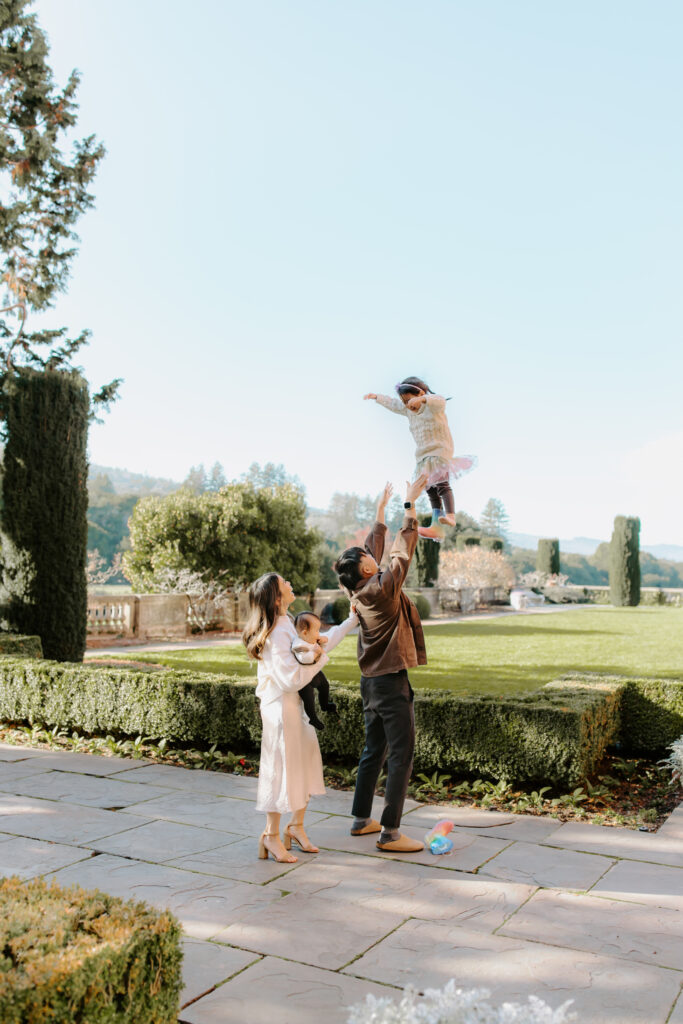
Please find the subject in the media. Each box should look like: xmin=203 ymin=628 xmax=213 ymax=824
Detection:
xmin=334 ymin=473 xmax=428 ymax=852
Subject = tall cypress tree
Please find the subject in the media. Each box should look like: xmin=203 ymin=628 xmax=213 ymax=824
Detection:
xmin=537 ymin=538 xmax=560 ymax=575
xmin=609 ymin=515 xmax=641 ymax=607
xmin=0 ymin=3 xmax=117 ymax=658
xmin=0 ymin=368 xmax=89 ymax=659
xmin=415 ymin=515 xmax=440 ymax=586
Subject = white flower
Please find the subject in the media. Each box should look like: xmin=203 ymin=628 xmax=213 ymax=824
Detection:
xmin=347 ymin=981 xmax=576 ymax=1024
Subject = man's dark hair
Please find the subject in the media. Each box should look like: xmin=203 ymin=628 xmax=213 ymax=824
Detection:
xmin=333 ymin=546 xmax=366 ymax=591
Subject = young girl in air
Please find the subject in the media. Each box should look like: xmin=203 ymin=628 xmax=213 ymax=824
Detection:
xmin=364 ymin=376 xmax=476 ymax=540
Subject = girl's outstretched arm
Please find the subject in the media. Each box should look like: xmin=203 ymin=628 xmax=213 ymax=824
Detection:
xmin=373 ymin=393 xmax=408 ymax=416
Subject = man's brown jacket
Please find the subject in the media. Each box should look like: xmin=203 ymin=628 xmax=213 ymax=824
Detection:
xmin=351 ymin=517 xmax=427 ymax=678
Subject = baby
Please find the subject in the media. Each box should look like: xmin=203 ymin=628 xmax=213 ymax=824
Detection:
xmin=292 ymin=609 xmax=356 ymax=730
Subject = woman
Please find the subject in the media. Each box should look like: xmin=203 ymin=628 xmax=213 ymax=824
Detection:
xmin=242 ymin=572 xmax=357 ymax=863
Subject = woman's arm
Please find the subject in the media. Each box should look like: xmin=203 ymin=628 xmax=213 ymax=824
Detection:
xmin=268 ymin=626 xmax=329 ymax=692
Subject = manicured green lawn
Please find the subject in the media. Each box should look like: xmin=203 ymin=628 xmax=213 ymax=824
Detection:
xmin=103 ymin=606 xmax=683 ymax=696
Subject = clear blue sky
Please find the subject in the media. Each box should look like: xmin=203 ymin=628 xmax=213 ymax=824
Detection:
xmin=32 ymin=0 xmax=683 ymax=544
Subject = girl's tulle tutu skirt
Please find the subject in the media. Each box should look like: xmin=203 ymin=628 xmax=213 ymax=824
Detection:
xmin=416 ymin=454 xmax=477 ymax=488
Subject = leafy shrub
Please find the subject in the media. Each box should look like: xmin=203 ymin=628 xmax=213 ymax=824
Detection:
xmin=123 ymin=482 xmax=321 ymax=594
xmin=289 ymin=597 xmax=312 ymax=617
xmin=0 ymin=876 xmax=182 ymax=1024
xmin=0 ymin=658 xmax=626 ymax=786
xmin=0 ymin=635 xmax=42 ymax=658
xmin=554 ymin=672 xmax=683 ymax=756
xmin=407 ymin=592 xmax=431 ymax=620
xmin=331 ymin=595 xmax=351 ymax=624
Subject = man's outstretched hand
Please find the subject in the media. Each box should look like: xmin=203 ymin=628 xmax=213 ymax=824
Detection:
xmin=376 ymin=481 xmax=393 ymax=525
xmin=405 ymin=471 xmax=428 ymax=508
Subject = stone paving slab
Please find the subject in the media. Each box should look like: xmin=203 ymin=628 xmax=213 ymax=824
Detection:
xmin=5 ymin=751 xmax=153 ymax=775
xmin=501 ymin=888 xmax=683 ymax=970
xmin=0 ymin=759 xmax=55 ymax=783
xmin=591 ymin=858 xmax=683 ymax=911
xmin=85 ymin=818 xmax=241 ymax=862
xmin=0 ymin=743 xmax=55 ymax=761
xmin=109 ymin=763 xmax=260 ymax=799
xmin=543 ymin=820 xmax=683 ymax=867
xmin=179 ymin=939 xmax=260 ymax=1009
xmin=669 ymin=991 xmax=683 ymax=1024
xmin=307 ymin=789 xmax=421 ymax=817
xmin=118 ymin=790 xmax=330 ymax=835
xmin=211 ymin=890 xmax=407 ymax=969
xmin=48 ymin=853 xmax=283 ymax=939
xmin=0 ymin=836 xmax=94 ymax=878
xmin=179 ymin=956 xmax=396 ymax=1024
xmin=309 ymin=815 xmax=510 ymax=872
xmin=271 ymin=849 xmax=534 ymax=928
xmin=479 ymin=839 xmax=615 ymax=890
xmin=658 ymin=805 xmax=683 ymax=842
xmin=345 ymin=918 xmax=683 ymax=1024
xmin=169 ymin=834 xmax=306 ymax=884
xmin=0 ymin=793 xmax=152 ymax=844
xmin=0 ymin=769 xmax=174 ymax=808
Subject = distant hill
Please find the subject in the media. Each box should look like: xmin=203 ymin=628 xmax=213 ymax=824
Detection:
xmin=509 ymin=532 xmax=683 ymax=562
xmin=89 ymin=464 xmax=180 ymax=496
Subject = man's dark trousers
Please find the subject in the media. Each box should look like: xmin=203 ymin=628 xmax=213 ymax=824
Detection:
xmin=351 ymin=670 xmax=415 ymax=830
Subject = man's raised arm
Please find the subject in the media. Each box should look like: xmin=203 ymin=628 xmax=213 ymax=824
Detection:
xmin=364 ymin=481 xmax=393 ymax=563
xmin=380 ymin=472 xmax=428 ymax=597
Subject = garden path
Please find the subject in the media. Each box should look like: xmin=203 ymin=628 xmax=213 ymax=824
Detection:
xmin=0 ymin=743 xmax=681 ymax=1023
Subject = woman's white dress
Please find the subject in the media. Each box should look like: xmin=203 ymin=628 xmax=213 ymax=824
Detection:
xmin=255 ymin=613 xmax=357 ymax=814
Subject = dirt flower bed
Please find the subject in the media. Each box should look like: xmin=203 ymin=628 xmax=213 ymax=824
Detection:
xmin=2 ymin=722 xmax=681 ymax=831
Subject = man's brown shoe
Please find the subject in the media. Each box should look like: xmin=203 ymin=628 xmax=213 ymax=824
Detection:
xmin=350 ymin=819 xmax=382 ymax=836
xmin=376 ymin=834 xmax=424 ymax=853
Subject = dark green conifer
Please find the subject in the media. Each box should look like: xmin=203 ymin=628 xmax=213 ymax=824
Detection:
xmin=415 ymin=516 xmax=440 ymax=586
xmin=537 ymin=539 xmax=560 ymax=575
xmin=609 ymin=516 xmax=641 ymax=606
xmin=0 ymin=367 xmax=89 ymax=660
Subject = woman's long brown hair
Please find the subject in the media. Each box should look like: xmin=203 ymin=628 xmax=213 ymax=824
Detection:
xmin=242 ymin=572 xmax=281 ymax=660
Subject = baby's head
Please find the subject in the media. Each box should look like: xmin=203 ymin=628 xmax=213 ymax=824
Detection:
xmin=396 ymin=375 xmax=432 ymax=408
xmin=294 ymin=611 xmax=321 ymax=643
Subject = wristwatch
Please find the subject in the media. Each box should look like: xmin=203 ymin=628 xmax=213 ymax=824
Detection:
xmin=404 ymin=501 xmax=414 ymax=509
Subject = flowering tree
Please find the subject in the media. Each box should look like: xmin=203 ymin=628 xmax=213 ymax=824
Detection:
xmin=439 ymin=547 xmax=516 ymax=591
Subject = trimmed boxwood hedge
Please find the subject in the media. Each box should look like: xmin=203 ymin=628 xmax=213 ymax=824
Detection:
xmin=557 ymin=672 xmax=683 ymax=756
xmin=0 ymin=876 xmax=182 ymax=1024
xmin=0 ymin=657 xmax=634 ymax=785
xmin=0 ymin=634 xmax=42 ymax=658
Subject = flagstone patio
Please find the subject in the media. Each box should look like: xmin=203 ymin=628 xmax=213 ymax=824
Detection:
xmin=1 ymin=742 xmax=681 ymax=1023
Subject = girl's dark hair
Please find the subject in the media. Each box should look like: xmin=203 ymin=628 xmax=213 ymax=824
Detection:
xmin=395 ymin=376 xmax=433 ymax=398
xmin=242 ymin=572 xmax=281 ymax=660
xmin=334 ymin=546 xmax=366 ymax=591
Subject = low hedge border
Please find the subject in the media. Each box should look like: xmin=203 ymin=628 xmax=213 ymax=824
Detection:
xmin=556 ymin=672 xmax=683 ymax=756
xmin=0 ymin=635 xmax=42 ymax=659
xmin=0 ymin=876 xmax=182 ymax=1024
xmin=0 ymin=657 xmax=640 ymax=785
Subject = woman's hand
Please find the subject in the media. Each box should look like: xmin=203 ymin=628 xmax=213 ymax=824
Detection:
xmin=363 ymin=393 xmax=377 ymax=400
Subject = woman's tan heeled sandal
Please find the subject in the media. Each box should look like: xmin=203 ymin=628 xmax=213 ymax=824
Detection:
xmin=284 ymin=824 xmax=319 ymax=853
xmin=258 ymin=831 xmax=297 ymax=863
